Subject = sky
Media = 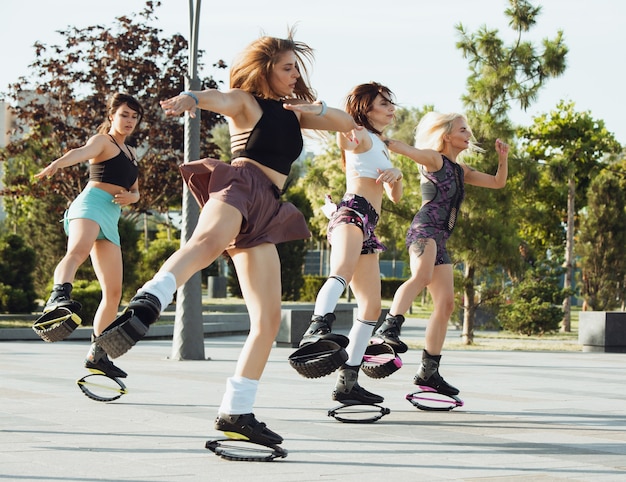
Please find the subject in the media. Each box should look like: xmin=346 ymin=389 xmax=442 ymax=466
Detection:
xmin=1 ymin=0 xmax=625 ymax=149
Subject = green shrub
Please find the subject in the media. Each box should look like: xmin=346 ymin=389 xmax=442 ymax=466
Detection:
xmin=299 ymin=276 xmax=406 ymax=302
xmin=381 ymin=278 xmax=405 ymax=300
xmin=0 ymin=284 xmax=34 ymax=313
xmin=498 ymin=265 xmax=565 ymax=335
xmin=119 ymin=216 xmax=141 ymax=298
xmin=300 ymin=276 xmax=325 ymax=301
xmin=0 ymin=234 xmax=37 ymax=313
xmin=499 ymin=298 xmax=562 ymax=336
xmin=71 ymin=280 xmax=103 ymax=326
xmin=135 ymin=237 xmax=179 ymax=293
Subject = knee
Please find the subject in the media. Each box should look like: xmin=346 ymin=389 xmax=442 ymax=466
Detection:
xmin=250 ymin=311 xmax=282 ymax=338
xmin=436 ymin=298 xmax=455 ymax=318
xmin=101 ymin=286 xmax=122 ymax=305
xmin=409 ymin=273 xmax=432 ymax=288
xmin=65 ymin=249 xmax=90 ymax=264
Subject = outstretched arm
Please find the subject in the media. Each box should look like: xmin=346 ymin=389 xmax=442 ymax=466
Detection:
xmin=35 ymin=135 xmax=107 ymax=179
xmin=285 ymin=101 xmax=355 ymax=133
xmin=160 ymin=89 xmax=251 ymax=120
xmin=464 ymin=138 xmax=509 ymax=189
xmin=384 ymin=139 xmax=442 ymax=172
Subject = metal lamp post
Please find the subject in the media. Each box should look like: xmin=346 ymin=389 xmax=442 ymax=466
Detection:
xmin=171 ymin=0 xmax=205 ymax=360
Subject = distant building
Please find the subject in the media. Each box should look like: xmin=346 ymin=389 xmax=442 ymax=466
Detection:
xmin=0 ymin=99 xmax=17 ymax=222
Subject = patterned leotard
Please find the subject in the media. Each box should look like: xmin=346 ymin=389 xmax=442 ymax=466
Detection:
xmin=405 ymin=155 xmax=465 ymax=265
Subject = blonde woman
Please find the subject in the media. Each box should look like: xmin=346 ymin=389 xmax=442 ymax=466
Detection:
xmin=376 ymin=112 xmax=509 ymax=396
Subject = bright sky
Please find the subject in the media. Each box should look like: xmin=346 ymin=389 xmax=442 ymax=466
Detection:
xmin=2 ymin=0 xmax=625 ymax=147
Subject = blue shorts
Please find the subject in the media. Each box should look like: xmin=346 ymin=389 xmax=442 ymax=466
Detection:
xmin=64 ymin=186 xmax=121 ymax=246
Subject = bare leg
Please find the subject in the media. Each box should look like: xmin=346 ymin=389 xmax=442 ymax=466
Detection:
xmin=333 ymin=253 xmax=384 ymax=405
xmin=301 ymin=224 xmax=363 ymax=345
xmin=350 ymin=253 xmax=382 ymax=322
xmin=90 ymin=239 xmax=123 ymax=335
xmin=327 ymin=224 xmax=364 ymax=286
xmin=53 ymin=218 xmax=100 ymax=284
xmin=85 ymin=239 xmax=126 ymax=378
xmin=389 ymin=239 xmax=437 ymax=316
xmin=159 ymin=198 xmax=243 ymax=287
xmin=415 ymin=263 xmax=459 ymax=395
xmin=229 ymin=243 xmax=282 ymax=380
xmin=376 ymin=239 xmax=437 ymax=352
xmin=424 ymin=264 xmax=455 ymax=356
xmin=212 ymin=243 xmax=286 ymax=446
xmin=95 ymin=200 xmax=244 ymax=359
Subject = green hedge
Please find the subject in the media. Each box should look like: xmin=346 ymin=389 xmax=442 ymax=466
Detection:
xmin=300 ymin=276 xmax=406 ymax=301
xmin=70 ymin=280 xmax=103 ymax=326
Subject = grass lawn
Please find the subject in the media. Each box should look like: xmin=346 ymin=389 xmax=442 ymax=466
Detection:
xmin=407 ymin=301 xmax=581 ymax=352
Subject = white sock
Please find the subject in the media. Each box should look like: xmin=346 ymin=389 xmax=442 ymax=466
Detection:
xmin=313 ymin=275 xmax=347 ymax=316
xmin=345 ymin=319 xmax=377 ymax=366
xmin=138 ymin=271 xmax=176 ymax=313
xmin=218 ymin=376 xmax=259 ymax=415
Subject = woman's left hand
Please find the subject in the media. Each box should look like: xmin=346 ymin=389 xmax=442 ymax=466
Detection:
xmin=495 ymin=138 xmax=510 ymax=156
xmin=113 ymin=190 xmax=139 ymax=206
xmin=376 ymin=167 xmax=403 ymax=185
xmin=282 ymin=100 xmax=326 ymax=116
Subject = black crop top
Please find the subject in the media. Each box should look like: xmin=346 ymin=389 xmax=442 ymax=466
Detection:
xmin=89 ymin=136 xmax=139 ymax=190
xmin=230 ymin=97 xmax=303 ymax=175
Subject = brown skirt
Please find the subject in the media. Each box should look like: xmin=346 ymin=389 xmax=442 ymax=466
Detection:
xmin=179 ymin=158 xmax=311 ymax=250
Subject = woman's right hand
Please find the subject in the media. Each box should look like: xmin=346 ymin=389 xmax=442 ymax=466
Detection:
xmin=34 ymin=161 xmax=60 ymax=180
xmin=160 ymin=94 xmax=198 ymax=118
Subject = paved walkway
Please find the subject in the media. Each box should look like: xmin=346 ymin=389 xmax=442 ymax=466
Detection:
xmin=1 ymin=321 xmax=625 ymax=481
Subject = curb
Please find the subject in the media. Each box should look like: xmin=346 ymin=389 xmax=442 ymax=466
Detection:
xmin=0 ymin=312 xmax=251 ymax=341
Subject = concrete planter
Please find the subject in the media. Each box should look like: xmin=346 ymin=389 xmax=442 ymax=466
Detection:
xmin=276 ymin=304 xmax=389 ymax=348
xmin=579 ymin=311 xmax=626 ymax=353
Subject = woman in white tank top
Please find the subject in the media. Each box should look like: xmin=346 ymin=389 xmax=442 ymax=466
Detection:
xmin=298 ymin=82 xmax=403 ymax=404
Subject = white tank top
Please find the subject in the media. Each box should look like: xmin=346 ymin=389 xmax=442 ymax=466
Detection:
xmin=345 ymin=131 xmax=393 ymax=179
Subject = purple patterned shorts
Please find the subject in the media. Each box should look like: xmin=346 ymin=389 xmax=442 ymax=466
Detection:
xmin=327 ymin=193 xmax=386 ymax=255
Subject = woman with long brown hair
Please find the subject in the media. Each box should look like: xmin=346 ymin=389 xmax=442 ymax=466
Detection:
xmin=98 ymin=30 xmax=354 ymax=447
xmin=35 ymin=93 xmax=144 ymax=379
xmin=298 ymin=82 xmax=403 ymax=405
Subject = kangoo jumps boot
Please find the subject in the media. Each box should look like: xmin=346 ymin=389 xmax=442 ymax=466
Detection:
xmin=299 ymin=313 xmax=348 ymax=348
xmin=85 ymin=334 xmax=128 ymax=378
xmin=44 ymin=282 xmax=81 ymax=314
xmin=332 ymin=364 xmax=384 ymax=405
xmin=96 ymin=292 xmax=161 ymax=359
xmin=214 ymin=413 xmax=283 ymax=446
xmin=413 ymin=350 xmax=459 ymax=396
xmin=374 ymin=314 xmax=408 ymax=354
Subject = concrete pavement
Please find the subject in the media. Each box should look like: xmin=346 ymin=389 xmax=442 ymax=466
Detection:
xmin=1 ymin=320 xmax=625 ymax=481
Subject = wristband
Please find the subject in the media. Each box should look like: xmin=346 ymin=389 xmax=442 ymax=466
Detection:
xmin=180 ymin=91 xmax=199 ymax=105
xmin=316 ymin=100 xmax=327 ymax=116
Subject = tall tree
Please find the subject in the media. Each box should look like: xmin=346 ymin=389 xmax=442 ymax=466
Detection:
xmin=578 ymin=169 xmax=626 ymax=311
xmin=1 ymin=0 xmax=225 ymax=224
xmin=0 ymin=0 xmax=225 ymax=296
xmin=520 ymin=102 xmax=621 ymax=327
xmin=454 ymin=0 xmax=568 ymax=343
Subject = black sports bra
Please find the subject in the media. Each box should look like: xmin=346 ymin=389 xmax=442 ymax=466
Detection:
xmin=230 ymin=97 xmax=303 ymax=175
xmin=89 ymin=136 xmax=138 ymax=190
